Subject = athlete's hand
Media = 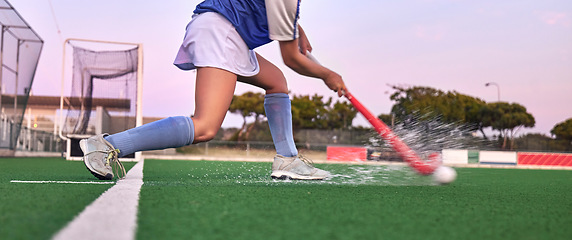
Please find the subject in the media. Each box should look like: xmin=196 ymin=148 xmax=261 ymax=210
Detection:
xmin=323 ymin=71 xmax=347 ymax=97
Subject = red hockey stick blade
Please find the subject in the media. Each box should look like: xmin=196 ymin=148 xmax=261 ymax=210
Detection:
xmin=345 ymin=91 xmax=439 ymax=175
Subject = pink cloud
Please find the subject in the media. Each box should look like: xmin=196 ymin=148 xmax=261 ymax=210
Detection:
xmin=537 ymin=11 xmax=570 ymax=27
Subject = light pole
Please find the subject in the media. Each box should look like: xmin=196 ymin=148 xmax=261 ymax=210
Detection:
xmin=485 ymin=82 xmax=500 ymax=102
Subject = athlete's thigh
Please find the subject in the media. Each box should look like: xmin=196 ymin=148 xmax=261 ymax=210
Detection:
xmin=238 ymin=53 xmax=288 ymax=94
xmin=193 ymin=67 xmax=237 ymax=130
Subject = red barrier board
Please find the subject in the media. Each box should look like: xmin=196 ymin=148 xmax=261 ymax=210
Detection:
xmin=518 ymin=152 xmax=572 ymax=166
xmin=327 ymin=146 xmax=367 ymax=162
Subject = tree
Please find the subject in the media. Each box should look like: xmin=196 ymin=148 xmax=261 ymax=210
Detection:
xmin=462 ymin=94 xmax=490 ymax=139
xmin=387 ymin=85 xmax=539 ymax=148
xmin=377 ymin=114 xmax=393 ymax=127
xmin=551 ymin=118 xmax=572 ymax=146
xmin=290 ymin=94 xmax=358 ymax=130
xmin=327 ymin=101 xmax=357 ymax=129
xmin=228 ymin=92 xmax=358 ymax=141
xmin=291 ymin=94 xmax=330 ymax=129
xmin=389 ymin=85 xmax=487 ymax=134
xmin=390 ymin=86 xmax=445 ymax=121
xmin=228 ymin=92 xmax=265 ymax=140
xmin=481 ymin=102 xmax=535 ymax=149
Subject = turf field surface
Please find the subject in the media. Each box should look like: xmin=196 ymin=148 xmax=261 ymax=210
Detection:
xmin=138 ymin=160 xmax=571 ymax=240
xmin=1 ymin=157 xmax=571 ymax=240
xmin=0 ymin=158 xmax=136 ymax=239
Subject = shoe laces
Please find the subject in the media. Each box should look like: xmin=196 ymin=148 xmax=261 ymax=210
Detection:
xmin=298 ymin=154 xmax=315 ymax=167
xmin=107 ymin=149 xmax=126 ymax=180
xmin=87 ymin=148 xmax=126 ymax=180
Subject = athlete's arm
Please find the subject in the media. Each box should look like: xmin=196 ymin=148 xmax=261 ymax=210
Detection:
xmin=297 ymin=26 xmax=312 ymax=54
xmin=279 ymin=39 xmax=347 ymax=97
xmin=266 ymin=0 xmax=346 ymax=96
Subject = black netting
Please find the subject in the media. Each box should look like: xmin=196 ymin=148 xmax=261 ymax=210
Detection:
xmin=63 ymin=44 xmax=139 ymax=135
xmin=1 ymin=0 xmax=44 ymax=150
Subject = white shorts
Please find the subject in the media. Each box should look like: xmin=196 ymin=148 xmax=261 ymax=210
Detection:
xmin=173 ymin=12 xmax=260 ymax=77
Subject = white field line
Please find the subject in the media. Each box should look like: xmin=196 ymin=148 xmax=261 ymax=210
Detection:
xmin=52 ymin=160 xmax=144 ymax=240
xmin=10 ymin=180 xmax=115 ymax=184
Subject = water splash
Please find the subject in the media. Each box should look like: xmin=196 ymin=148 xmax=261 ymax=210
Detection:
xmin=325 ymin=164 xmax=435 ymax=186
xmin=367 ymin=113 xmax=489 ymax=160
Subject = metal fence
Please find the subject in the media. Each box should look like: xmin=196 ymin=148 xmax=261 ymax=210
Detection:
xmin=3 ymin=120 xmax=569 ymax=156
xmin=176 ymin=140 xmax=331 ymax=157
xmin=0 ymin=112 xmax=14 ymax=149
xmin=16 ymin=127 xmax=62 ymax=153
xmin=514 ymin=137 xmax=572 ymax=153
xmin=2 ymin=112 xmax=62 ymax=153
xmin=294 ymin=129 xmax=375 ymax=146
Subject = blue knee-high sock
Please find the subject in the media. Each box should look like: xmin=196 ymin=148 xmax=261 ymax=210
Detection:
xmin=105 ymin=116 xmax=194 ymax=157
xmin=264 ymin=93 xmax=298 ymax=157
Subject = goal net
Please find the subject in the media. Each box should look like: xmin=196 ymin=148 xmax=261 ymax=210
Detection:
xmin=59 ymin=39 xmax=143 ymax=161
xmin=0 ymin=0 xmax=44 ymax=153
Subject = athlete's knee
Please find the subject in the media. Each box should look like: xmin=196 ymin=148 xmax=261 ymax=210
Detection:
xmin=268 ymin=74 xmax=288 ymax=93
xmin=191 ymin=118 xmax=220 ymax=143
xmin=193 ymin=129 xmax=218 ymax=143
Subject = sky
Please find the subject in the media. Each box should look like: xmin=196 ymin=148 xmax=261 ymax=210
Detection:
xmin=8 ymin=0 xmax=572 ymax=136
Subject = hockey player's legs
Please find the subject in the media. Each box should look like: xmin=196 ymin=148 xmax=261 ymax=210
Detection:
xmin=192 ymin=67 xmax=237 ymax=143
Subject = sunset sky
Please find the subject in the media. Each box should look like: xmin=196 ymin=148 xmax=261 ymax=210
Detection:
xmin=9 ymin=0 xmax=572 ymax=136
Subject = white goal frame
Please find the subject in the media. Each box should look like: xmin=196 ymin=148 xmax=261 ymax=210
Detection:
xmin=58 ymin=38 xmax=143 ymax=162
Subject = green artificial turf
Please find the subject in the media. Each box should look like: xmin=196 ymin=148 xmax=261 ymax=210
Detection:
xmin=0 ymin=157 xmax=135 ymax=240
xmin=137 ymin=160 xmax=572 ymax=240
xmin=1 ymin=158 xmax=570 ymax=240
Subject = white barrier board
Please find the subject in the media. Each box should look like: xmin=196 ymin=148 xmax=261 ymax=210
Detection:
xmin=442 ymin=149 xmax=469 ymax=164
xmin=479 ymin=151 xmax=517 ymax=165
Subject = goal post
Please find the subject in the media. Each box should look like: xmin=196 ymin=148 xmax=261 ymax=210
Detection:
xmin=58 ymin=38 xmax=143 ymax=162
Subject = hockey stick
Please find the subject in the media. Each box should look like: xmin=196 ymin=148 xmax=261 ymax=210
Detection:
xmin=344 ymin=91 xmax=440 ymax=175
xmin=306 ymin=51 xmax=439 ymax=175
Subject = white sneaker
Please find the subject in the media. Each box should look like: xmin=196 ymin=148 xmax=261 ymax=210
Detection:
xmin=79 ymin=134 xmax=125 ymax=180
xmin=271 ymin=155 xmax=331 ymax=180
